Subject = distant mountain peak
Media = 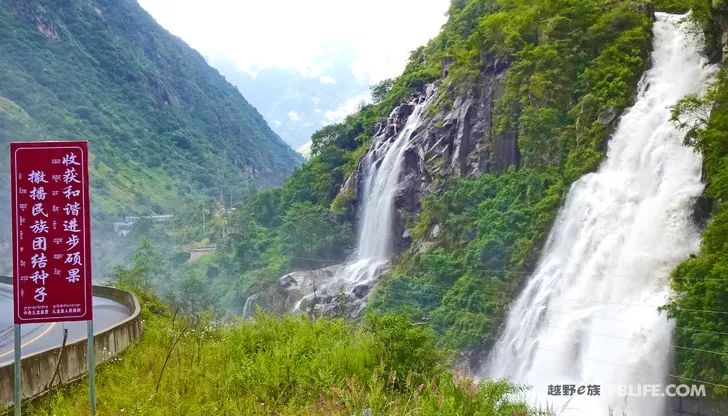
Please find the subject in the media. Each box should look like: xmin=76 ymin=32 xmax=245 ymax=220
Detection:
xmin=0 ymin=0 xmax=302 ymax=216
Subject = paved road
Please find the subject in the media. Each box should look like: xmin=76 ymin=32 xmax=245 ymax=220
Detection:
xmin=0 ymin=283 xmax=129 ymax=365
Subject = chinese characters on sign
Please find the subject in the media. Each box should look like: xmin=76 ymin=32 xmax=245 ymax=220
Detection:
xmin=11 ymin=141 xmax=92 ymax=323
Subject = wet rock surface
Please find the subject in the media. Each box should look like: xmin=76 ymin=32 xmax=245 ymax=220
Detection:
xmin=242 ymin=261 xmax=387 ymax=319
xmin=242 ymin=265 xmax=342 ymax=317
xmin=342 ymin=57 xmax=513 ymax=255
xmin=244 ymin=57 xmax=514 ymax=320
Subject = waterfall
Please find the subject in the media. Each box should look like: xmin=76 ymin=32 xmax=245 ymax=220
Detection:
xmin=241 ymin=292 xmax=259 ymax=318
xmin=242 ymin=88 xmax=432 ymax=318
xmin=356 ymin=102 xmax=424 ymax=261
xmin=483 ymin=13 xmax=717 ymax=415
xmin=287 ymin=89 xmax=433 ymax=316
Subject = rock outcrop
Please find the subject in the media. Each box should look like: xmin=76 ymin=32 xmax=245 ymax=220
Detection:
xmin=244 ymin=57 xmax=514 ymax=320
xmin=242 ymin=265 xmax=342 ymax=317
xmin=242 ymin=263 xmax=385 ymax=319
xmin=342 ymin=57 xmax=513 ymax=254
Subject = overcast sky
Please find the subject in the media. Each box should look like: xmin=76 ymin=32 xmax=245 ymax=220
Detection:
xmin=138 ymin=0 xmax=450 ymax=85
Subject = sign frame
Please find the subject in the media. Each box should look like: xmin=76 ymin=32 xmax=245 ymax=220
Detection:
xmin=10 ymin=140 xmax=93 ymax=324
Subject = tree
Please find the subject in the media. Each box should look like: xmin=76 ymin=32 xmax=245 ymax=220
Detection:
xmin=277 ymin=202 xmax=353 ymax=267
xmin=370 ymin=78 xmax=394 ymax=103
xmin=110 ymin=237 xmax=164 ymax=290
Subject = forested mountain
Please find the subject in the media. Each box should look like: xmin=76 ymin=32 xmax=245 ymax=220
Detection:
xmin=0 ymin=0 xmax=301 ymax=219
xmin=216 ymin=0 xmax=656 ymax=341
xmin=174 ymin=0 xmax=728 ymax=400
xmin=14 ymin=0 xmax=728 ymax=413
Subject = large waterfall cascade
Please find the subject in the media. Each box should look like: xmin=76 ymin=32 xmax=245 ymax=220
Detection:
xmin=483 ymin=13 xmax=717 ymax=415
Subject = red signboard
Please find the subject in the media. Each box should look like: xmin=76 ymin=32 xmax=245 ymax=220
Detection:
xmin=11 ymin=141 xmax=93 ymax=324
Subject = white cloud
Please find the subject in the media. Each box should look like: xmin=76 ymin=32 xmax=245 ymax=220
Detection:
xmin=297 ymin=141 xmax=312 ymax=158
xmin=287 ymin=111 xmax=301 ymax=122
xmin=138 ymin=0 xmax=449 ymax=84
xmin=319 ymin=75 xmax=336 ymax=85
xmin=324 ymin=92 xmax=371 ymax=124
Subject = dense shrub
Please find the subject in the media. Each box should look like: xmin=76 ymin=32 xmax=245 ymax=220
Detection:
xmin=26 ymin=298 xmax=544 ymax=416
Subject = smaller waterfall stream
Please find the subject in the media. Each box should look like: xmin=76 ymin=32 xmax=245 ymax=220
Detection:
xmin=242 ymin=88 xmax=433 ymax=318
xmin=292 ymin=90 xmax=432 ymax=316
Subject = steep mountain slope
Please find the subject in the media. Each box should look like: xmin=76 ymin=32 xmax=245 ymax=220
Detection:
xmin=118 ymin=0 xmax=727 ymax=401
xmin=200 ymin=0 xmax=654 ymax=324
xmin=260 ymin=0 xmax=655 ymax=344
xmin=368 ymin=0 xmax=656 ymax=348
xmin=0 ymin=0 xmax=301 ymax=219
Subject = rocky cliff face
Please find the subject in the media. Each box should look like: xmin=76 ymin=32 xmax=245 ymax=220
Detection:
xmin=706 ymin=1 xmax=728 ymax=62
xmin=243 ymin=57 xmax=516 ymax=319
xmin=342 ymin=57 xmax=514 ymax=254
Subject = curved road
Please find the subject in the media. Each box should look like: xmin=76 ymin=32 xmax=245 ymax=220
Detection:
xmin=0 ymin=283 xmax=129 ymax=365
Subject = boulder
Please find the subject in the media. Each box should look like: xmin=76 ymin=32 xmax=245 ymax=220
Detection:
xmin=598 ymin=107 xmax=618 ymax=125
xmin=353 ymin=283 xmax=372 ymax=299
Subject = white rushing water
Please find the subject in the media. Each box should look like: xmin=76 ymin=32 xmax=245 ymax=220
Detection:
xmin=484 ymin=13 xmax=717 ymax=416
xmin=357 ymin=104 xmax=423 ymax=261
xmin=292 ymin=90 xmax=432 ymax=314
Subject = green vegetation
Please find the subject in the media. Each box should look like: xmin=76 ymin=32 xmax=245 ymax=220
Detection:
xmin=115 ymin=0 xmax=680 ymax=360
xmin=661 ymin=0 xmax=728 ymax=397
xmin=139 ymin=0 xmax=656 ymax=354
xmin=370 ymin=169 xmax=564 ymax=347
xmin=108 ymin=0 xmax=728 ymax=398
xmin=23 ymin=292 xmax=544 ymax=416
xmin=24 ymin=0 xmax=724 ymax=404
xmin=5 ymin=0 xmax=727 ymax=410
xmin=446 ymin=0 xmax=653 ymax=180
xmin=363 ymin=0 xmax=653 ymax=349
xmin=0 ymin=0 xmax=300 ymax=220
xmin=105 ymin=188 xmax=355 ymax=314
xmin=154 ymin=0 xmax=647 ymax=336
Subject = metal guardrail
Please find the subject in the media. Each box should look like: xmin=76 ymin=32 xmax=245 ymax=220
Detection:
xmin=0 ymin=276 xmax=142 ymax=406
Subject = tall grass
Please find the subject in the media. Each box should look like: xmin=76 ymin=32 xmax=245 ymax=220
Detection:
xmin=22 ymin=293 xmax=545 ymax=415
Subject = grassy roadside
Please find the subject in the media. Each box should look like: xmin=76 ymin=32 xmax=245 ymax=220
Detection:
xmin=18 ymin=291 xmax=545 ymax=416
